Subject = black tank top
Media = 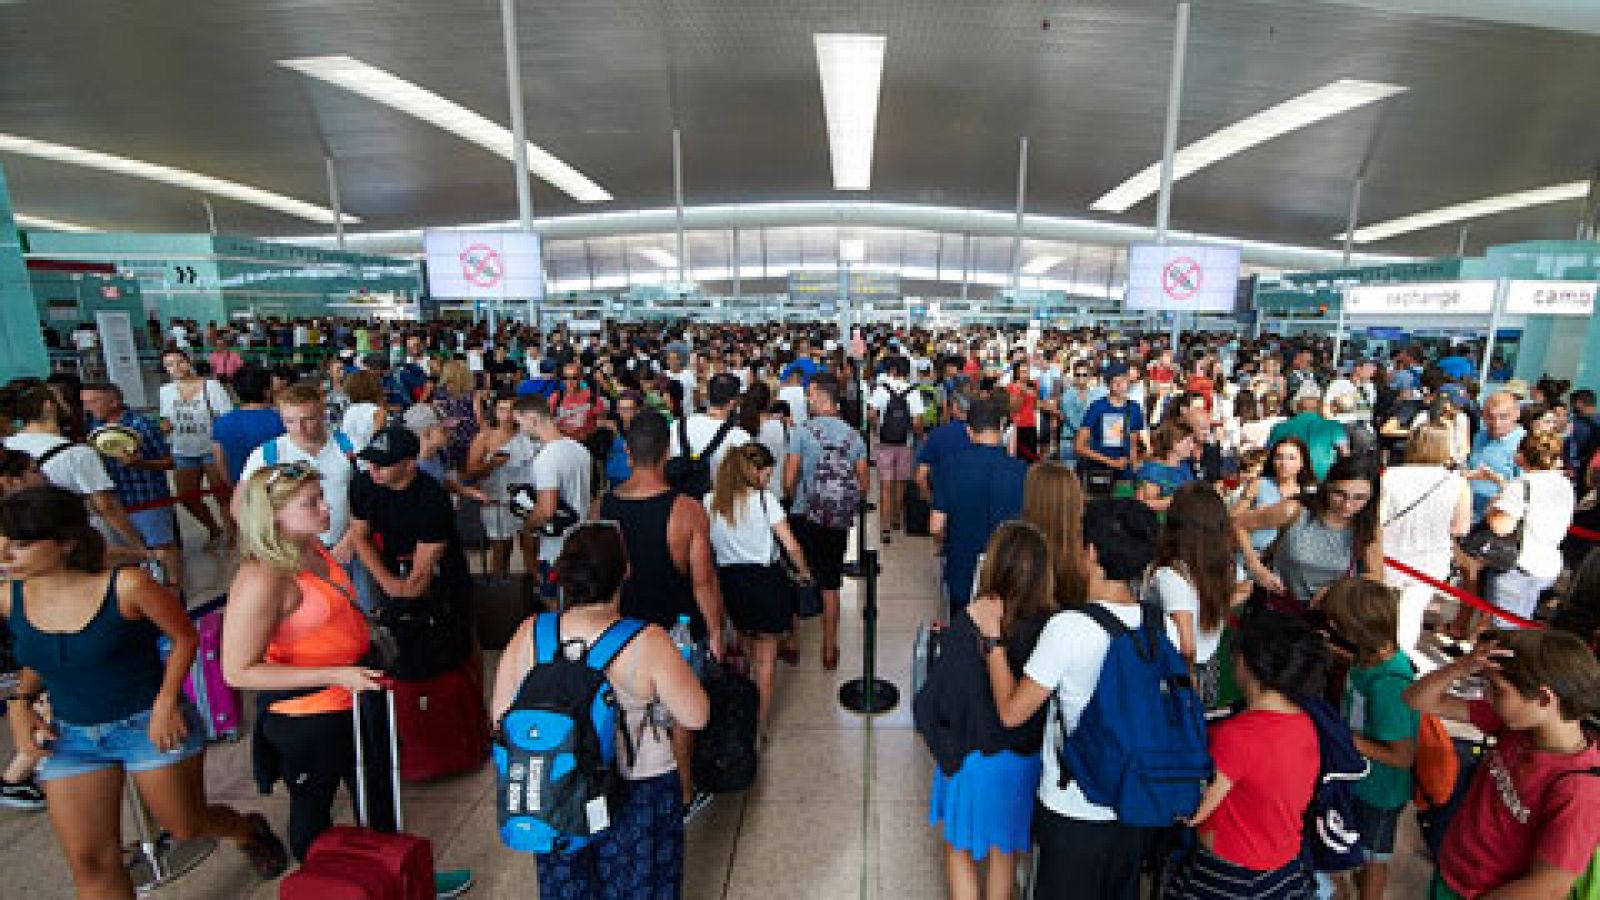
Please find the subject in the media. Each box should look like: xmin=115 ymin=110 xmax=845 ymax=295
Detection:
xmin=599 ymin=489 xmax=702 ymax=639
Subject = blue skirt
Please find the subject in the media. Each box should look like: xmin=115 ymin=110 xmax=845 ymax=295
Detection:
xmin=928 ymin=750 xmax=1041 ymax=860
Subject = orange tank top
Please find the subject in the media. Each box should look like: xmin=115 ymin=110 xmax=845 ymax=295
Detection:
xmin=264 ymin=545 xmax=369 ymax=715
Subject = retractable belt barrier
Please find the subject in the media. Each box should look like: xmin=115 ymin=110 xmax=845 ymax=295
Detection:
xmin=123 ymin=486 xmax=225 ymax=514
xmin=1380 ymin=523 xmax=1600 ymax=633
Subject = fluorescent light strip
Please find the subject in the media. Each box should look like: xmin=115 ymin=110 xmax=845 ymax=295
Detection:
xmin=280 ymin=55 xmax=610 ymax=205
xmin=1091 ymin=79 xmax=1407 ymax=213
xmin=0 ymin=134 xmax=356 ymax=225
xmin=839 ymin=238 xmax=866 ymax=263
xmin=13 ymin=213 xmax=99 ymax=233
xmin=1338 ymin=180 xmax=1589 ymax=244
xmin=634 ymin=247 xmax=679 ymax=268
xmin=1021 ymin=254 xmax=1065 ymax=276
xmin=814 ymin=34 xmax=887 ymax=191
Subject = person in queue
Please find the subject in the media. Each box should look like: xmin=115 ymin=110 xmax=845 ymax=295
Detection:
xmin=80 ymin=382 xmax=185 ymax=595
xmin=348 ymin=426 xmax=474 ymax=608
xmin=3 ymin=384 xmax=153 ymax=561
xmin=783 ymin=372 xmax=868 ymax=670
xmin=1472 ymin=428 xmax=1575 ymax=630
xmin=1074 ymin=361 xmax=1146 ymax=496
xmin=518 ymin=398 xmax=593 ymax=601
xmin=493 ymin=522 xmax=708 ymax=898
xmin=464 ymin=390 xmax=540 ymax=580
xmin=1235 ymin=457 xmax=1384 ymax=614
xmin=236 ymin=382 xmax=361 ymax=593
xmin=221 ymin=462 xmax=384 ymax=861
xmin=930 ymin=395 xmax=1027 ymax=610
xmin=1019 ymin=461 xmax=1090 ymax=612
xmin=1229 ymin=435 xmax=1317 ymax=565
xmin=705 ymin=442 xmax=811 ymax=737
xmin=157 ymin=349 xmax=234 ymax=547
xmin=600 ymin=409 xmax=724 ymax=813
xmin=1463 ymin=392 xmax=1526 ymax=522
xmin=2 ymin=486 xmax=288 ymax=895
xmin=1378 ymin=422 xmax=1470 ymax=663
xmin=0 ymin=448 xmax=48 ymax=810
xmin=209 ymin=365 xmax=285 ymax=486
xmin=1146 ymin=483 xmax=1236 ymax=705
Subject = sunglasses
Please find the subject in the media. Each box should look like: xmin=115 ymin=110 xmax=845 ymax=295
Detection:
xmin=265 ymin=461 xmax=320 ymax=490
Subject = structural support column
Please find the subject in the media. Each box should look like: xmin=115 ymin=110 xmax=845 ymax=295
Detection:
xmin=1578 ymin=162 xmax=1600 ymax=241
xmin=1156 ymin=0 xmax=1190 ymax=350
xmin=673 ymin=128 xmax=687 ymax=291
xmin=1011 ymin=136 xmax=1029 ymax=300
xmin=500 ymin=0 xmax=537 ymax=335
xmin=1480 ymin=279 xmax=1508 ymax=388
xmin=1333 ymin=175 xmax=1362 ymax=365
xmin=324 ymin=156 xmax=345 ymax=251
xmin=201 ymin=197 xmax=218 ymax=235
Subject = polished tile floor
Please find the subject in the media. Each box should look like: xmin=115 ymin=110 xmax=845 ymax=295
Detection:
xmin=0 ymin=495 xmax=1441 ymax=898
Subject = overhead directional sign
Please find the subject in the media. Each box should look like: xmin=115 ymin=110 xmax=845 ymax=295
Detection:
xmin=424 ymin=230 xmax=544 ymax=300
xmin=1504 ymin=280 xmax=1596 ymax=316
xmin=1125 ymin=244 xmax=1241 ymax=312
xmin=1343 ymin=281 xmax=1496 ymax=316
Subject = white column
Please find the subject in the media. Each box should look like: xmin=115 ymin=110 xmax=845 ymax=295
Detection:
xmin=673 ymin=128 xmax=687 ymax=290
xmin=324 ymin=156 xmax=345 ymax=251
xmin=499 ymin=0 xmax=537 ymax=337
xmin=1011 ymin=136 xmax=1029 ymax=299
xmin=1156 ymin=1 xmax=1190 ymax=351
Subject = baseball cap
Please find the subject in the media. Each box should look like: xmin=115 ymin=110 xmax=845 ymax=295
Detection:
xmin=1104 ymin=361 xmax=1130 ymax=379
xmin=402 ymin=404 xmax=442 ymax=432
xmin=357 ymin=426 xmax=420 ymax=466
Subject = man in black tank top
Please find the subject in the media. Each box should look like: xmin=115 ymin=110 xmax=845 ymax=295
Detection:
xmin=599 ymin=409 xmax=725 ymax=806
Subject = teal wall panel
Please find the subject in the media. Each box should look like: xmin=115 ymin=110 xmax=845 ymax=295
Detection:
xmin=0 ymin=165 xmax=48 ymax=383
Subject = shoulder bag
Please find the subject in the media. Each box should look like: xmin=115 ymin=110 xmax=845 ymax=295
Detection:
xmin=1458 ymin=480 xmax=1529 ymax=573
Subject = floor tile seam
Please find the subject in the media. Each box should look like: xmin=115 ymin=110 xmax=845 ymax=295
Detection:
xmin=718 ymin=792 xmax=751 ymax=900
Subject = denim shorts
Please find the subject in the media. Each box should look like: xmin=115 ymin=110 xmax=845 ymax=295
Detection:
xmin=128 ymin=508 xmax=178 ymax=548
xmin=173 ymin=452 xmax=215 ymax=471
xmin=38 ymin=702 xmax=206 ymax=782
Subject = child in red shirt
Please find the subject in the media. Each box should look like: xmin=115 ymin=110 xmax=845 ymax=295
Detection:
xmin=1165 ymin=609 xmax=1326 ymax=898
xmin=1404 ymin=629 xmax=1600 ymax=899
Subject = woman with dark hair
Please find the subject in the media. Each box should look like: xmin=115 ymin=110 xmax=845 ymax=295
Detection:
xmin=1165 ymin=608 xmax=1328 ymax=898
xmin=1235 ymin=457 xmax=1384 ymax=615
xmin=491 ymin=522 xmax=708 ymax=900
xmin=157 ymin=349 xmax=233 ymax=546
xmin=1020 ymin=462 xmax=1090 ymax=612
xmin=1148 ymin=483 xmax=1237 ymax=704
xmin=1231 ymin=436 xmax=1318 ymax=561
xmin=2 ymin=486 xmax=287 ymax=896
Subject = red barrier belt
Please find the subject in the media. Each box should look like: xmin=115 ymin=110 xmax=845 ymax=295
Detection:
xmin=125 ymin=486 xmax=224 ymax=514
xmin=1568 ymin=524 xmax=1600 ymax=544
xmin=1382 ymin=555 xmax=1543 ymax=630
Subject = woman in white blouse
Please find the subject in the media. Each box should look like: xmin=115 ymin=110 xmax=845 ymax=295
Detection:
xmin=1478 ymin=429 xmax=1575 ymax=629
xmin=158 ymin=349 xmax=234 ymax=546
xmin=705 ymin=443 xmax=811 ymax=738
xmin=1379 ymin=422 xmax=1470 ymax=662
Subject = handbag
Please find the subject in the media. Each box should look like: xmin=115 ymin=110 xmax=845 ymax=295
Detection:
xmin=761 ymin=492 xmax=822 ymax=619
xmin=1459 ymin=481 xmax=1528 ymax=573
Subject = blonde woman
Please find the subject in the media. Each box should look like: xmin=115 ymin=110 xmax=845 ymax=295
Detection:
xmin=432 ymin=359 xmax=482 ymax=471
xmin=1379 ymin=422 xmax=1470 ymax=662
xmin=706 ymin=443 xmax=812 ymax=735
xmin=220 ymin=464 xmax=386 ymax=861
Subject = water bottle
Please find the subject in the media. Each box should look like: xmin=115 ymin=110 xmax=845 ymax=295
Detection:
xmin=668 ymin=614 xmax=695 ymax=668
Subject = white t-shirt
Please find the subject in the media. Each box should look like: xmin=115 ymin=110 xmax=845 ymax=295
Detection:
xmin=1493 ymin=470 xmax=1575 ymax=580
xmin=668 ymin=414 xmax=751 ymax=477
xmin=239 ymin=434 xmax=356 ymax=546
xmin=4 ymin=433 xmax=114 ymax=496
xmin=341 ymin=402 xmax=383 ymax=452
xmin=1142 ymin=566 xmax=1222 ymax=664
xmin=667 ymin=369 xmax=697 ymax=411
xmin=778 ymin=385 xmax=809 ymax=425
xmin=705 ymin=489 xmax=783 ymax=566
xmin=1380 ymin=465 xmax=1465 ymax=577
xmin=159 ymin=379 xmax=234 ymax=457
xmin=1024 ymin=601 xmax=1179 ymax=821
xmin=758 ymin=418 xmax=788 ymax=496
xmin=532 ymin=437 xmax=591 ymax=563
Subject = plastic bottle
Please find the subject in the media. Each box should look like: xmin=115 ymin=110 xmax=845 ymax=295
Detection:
xmin=668 ymin=614 xmax=694 ymax=665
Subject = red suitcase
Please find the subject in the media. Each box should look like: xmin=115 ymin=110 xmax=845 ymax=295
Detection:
xmin=394 ymin=660 xmax=490 ymax=782
xmin=280 ymin=690 xmax=434 ymax=900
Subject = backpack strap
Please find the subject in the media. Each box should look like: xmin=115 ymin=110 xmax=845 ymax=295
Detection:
xmin=677 ymin=416 xmax=694 ymax=459
xmin=586 ymin=617 xmax=647 ymax=671
xmin=333 ymin=430 xmax=355 ymax=457
xmin=34 ymin=440 xmax=75 ymax=470
xmin=533 ymin=613 xmax=561 ymax=665
xmin=701 ymin=418 xmax=737 ymax=461
xmin=1076 ymin=603 xmax=1129 ymax=642
xmin=263 ymin=436 xmax=280 ymax=467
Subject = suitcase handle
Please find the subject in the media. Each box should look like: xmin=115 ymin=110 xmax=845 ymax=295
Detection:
xmin=351 ymin=687 xmax=403 ymax=832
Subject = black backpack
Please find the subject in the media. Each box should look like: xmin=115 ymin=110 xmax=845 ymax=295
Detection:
xmin=879 ymin=386 xmax=913 ymax=446
xmin=664 ymin=417 xmax=735 ymax=498
xmin=691 ymin=658 xmax=760 ymax=793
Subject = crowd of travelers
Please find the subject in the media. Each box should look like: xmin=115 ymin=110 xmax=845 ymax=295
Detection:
xmin=1 ymin=312 xmax=1598 ymax=899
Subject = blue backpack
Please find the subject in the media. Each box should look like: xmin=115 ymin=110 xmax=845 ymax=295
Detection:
xmin=493 ymin=614 xmax=646 ymax=854
xmin=1056 ymin=603 xmax=1212 ymax=827
xmin=1298 ymin=695 xmax=1370 ymax=873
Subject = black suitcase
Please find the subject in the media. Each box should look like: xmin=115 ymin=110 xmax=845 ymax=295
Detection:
xmin=904 ymin=485 xmax=932 ymax=537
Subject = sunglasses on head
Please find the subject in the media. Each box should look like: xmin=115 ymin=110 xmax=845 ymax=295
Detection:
xmin=265 ymin=461 xmax=319 ymax=490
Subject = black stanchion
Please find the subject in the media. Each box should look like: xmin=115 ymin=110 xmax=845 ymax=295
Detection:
xmin=839 ymin=547 xmax=899 ymax=715
xmin=844 ymin=361 xmax=875 ymax=579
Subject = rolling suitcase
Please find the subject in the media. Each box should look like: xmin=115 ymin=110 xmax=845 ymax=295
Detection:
xmin=280 ymin=689 xmax=435 ymax=900
xmin=185 ymin=596 xmax=242 ymax=741
xmin=393 ymin=660 xmax=490 ymax=782
xmin=903 ymin=485 xmax=932 ymax=536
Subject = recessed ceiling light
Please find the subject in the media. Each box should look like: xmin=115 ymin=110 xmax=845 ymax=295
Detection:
xmin=0 ymin=134 xmax=357 ymax=225
xmin=12 ymin=213 xmax=99 ymax=233
xmin=1338 ymin=180 xmax=1589 ymax=244
xmin=635 ymin=246 xmax=678 ymax=268
xmin=1021 ymin=254 xmax=1065 ymax=276
xmin=280 ymin=55 xmax=611 ymax=204
xmin=839 ymin=238 xmax=866 ymax=263
xmin=814 ymin=34 xmax=887 ymax=191
xmin=1091 ymin=78 xmax=1407 ymax=213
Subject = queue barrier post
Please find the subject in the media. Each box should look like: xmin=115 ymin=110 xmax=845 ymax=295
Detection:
xmin=839 ymin=547 xmax=899 ymax=715
xmin=123 ymin=778 xmax=214 ymax=890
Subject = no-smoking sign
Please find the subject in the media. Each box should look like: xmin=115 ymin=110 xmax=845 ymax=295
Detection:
xmin=460 ymin=243 xmax=505 ymax=288
xmin=1161 ymin=257 xmax=1202 ymax=301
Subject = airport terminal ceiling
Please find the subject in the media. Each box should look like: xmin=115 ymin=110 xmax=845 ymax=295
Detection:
xmin=1 ymin=0 xmax=1597 ymax=257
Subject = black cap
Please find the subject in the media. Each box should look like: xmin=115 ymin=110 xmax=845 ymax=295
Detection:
xmin=357 ymin=426 xmax=420 ymax=466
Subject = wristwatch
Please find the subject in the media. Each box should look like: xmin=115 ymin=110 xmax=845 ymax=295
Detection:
xmin=978 ymin=634 xmax=1004 ymax=656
